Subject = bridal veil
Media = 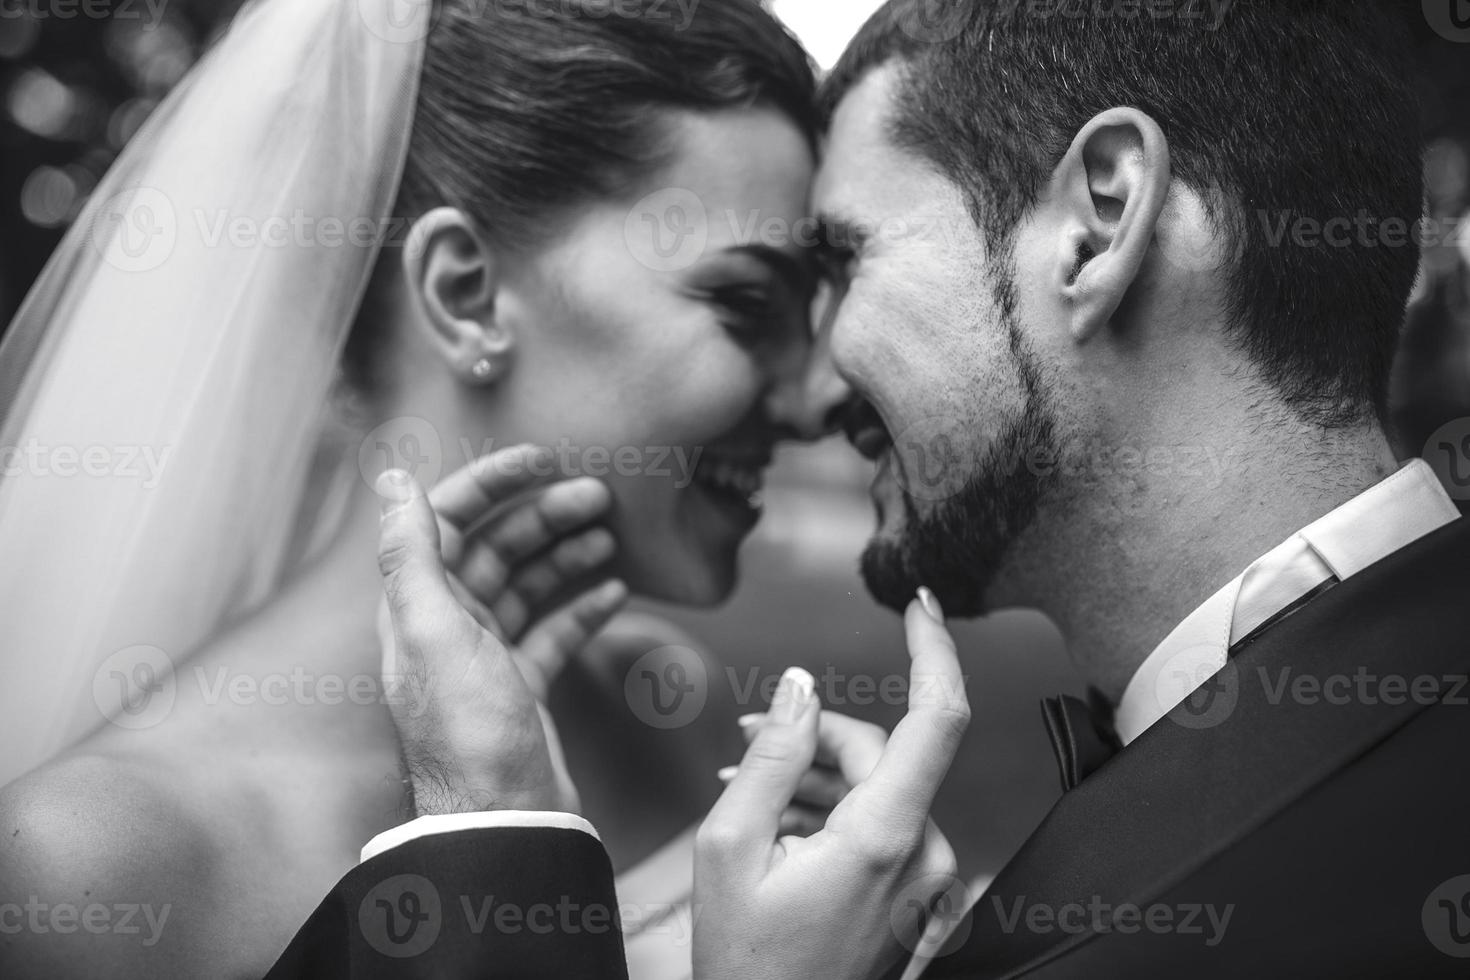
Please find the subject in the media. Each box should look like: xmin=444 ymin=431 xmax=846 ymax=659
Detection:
xmin=0 ymin=0 xmax=429 ymax=785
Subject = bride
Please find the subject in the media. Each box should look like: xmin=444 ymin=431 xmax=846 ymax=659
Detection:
xmin=0 ymin=0 xmax=830 ymax=976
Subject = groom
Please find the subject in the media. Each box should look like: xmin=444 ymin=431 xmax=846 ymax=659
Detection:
xmin=271 ymin=1 xmax=1470 ymax=977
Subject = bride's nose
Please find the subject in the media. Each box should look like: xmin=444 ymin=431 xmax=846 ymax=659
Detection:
xmin=762 ymin=332 xmax=852 ymax=442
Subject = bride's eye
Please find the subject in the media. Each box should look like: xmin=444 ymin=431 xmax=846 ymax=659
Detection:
xmin=711 ymin=285 xmax=781 ymax=344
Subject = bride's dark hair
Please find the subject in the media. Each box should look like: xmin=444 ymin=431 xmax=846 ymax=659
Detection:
xmin=346 ymin=0 xmax=817 ymax=388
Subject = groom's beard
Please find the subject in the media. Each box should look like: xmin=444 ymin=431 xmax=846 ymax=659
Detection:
xmin=861 ymin=339 xmax=1057 ymax=618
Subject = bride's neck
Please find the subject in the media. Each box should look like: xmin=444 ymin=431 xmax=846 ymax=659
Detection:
xmin=220 ymin=478 xmax=387 ymax=680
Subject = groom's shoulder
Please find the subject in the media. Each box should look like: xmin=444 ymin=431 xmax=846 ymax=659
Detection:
xmin=0 ymin=751 xmax=220 ymax=976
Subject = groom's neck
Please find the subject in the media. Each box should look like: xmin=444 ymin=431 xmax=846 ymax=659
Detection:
xmin=1004 ymin=406 xmax=1400 ymax=703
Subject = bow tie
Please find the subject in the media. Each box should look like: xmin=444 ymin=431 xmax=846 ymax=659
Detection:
xmin=1041 ymin=691 xmax=1121 ymax=792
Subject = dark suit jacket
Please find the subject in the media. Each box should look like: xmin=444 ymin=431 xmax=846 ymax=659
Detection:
xmin=268 ymin=519 xmax=1470 ymax=979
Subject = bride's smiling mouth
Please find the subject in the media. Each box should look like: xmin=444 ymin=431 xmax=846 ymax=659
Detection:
xmin=688 ymin=448 xmax=771 ymax=529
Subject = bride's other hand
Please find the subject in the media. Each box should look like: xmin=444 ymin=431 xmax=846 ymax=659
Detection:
xmin=724 ymin=711 xmax=886 ymax=838
xmin=375 ymin=469 xmax=627 ymax=817
xmin=693 ymin=591 xmax=970 ymax=980
xmin=425 ymin=444 xmax=621 ymax=699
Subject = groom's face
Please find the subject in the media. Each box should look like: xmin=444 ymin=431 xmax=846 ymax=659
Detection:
xmin=812 ymin=66 xmax=1057 ymax=617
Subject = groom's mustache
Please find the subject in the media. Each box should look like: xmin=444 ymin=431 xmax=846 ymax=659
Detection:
xmin=840 ymin=398 xmax=891 ymax=462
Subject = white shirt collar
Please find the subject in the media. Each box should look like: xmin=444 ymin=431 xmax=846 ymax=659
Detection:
xmin=1113 ymin=459 xmax=1460 ymax=745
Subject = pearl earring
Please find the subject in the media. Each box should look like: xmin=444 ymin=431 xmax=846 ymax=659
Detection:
xmin=471 ymin=358 xmax=494 ymax=381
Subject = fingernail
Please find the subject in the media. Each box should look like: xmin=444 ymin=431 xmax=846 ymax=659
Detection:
xmin=375 ymin=470 xmax=415 ymax=512
xmin=917 ymin=587 xmax=945 ymax=624
xmin=600 ymin=580 xmax=629 ymax=606
xmin=736 ymin=713 xmax=764 ymax=729
xmin=717 ymin=765 xmax=739 ymax=782
xmin=770 ymin=667 xmax=816 ymax=724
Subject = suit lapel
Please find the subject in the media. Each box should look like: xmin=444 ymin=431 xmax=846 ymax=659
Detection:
xmin=929 ymin=518 xmax=1470 ymax=979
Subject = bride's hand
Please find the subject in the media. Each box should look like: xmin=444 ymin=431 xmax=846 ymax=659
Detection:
xmin=725 ymin=711 xmax=886 ymax=838
xmin=422 ymin=444 xmax=624 ymax=700
xmin=693 ymin=593 xmax=970 ymax=980
xmin=374 ymin=465 xmax=627 ymax=817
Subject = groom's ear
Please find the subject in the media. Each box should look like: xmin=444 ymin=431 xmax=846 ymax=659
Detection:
xmin=1044 ymin=108 xmax=1170 ymax=343
xmin=403 ymin=207 xmax=514 ymax=386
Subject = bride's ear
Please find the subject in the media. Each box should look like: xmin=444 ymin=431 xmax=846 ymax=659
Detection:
xmin=403 ymin=207 xmax=514 ymax=386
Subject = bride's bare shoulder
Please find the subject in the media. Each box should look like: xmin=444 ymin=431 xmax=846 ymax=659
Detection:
xmin=0 ymin=751 xmax=225 ymax=977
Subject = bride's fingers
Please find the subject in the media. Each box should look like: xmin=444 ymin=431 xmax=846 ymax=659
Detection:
xmin=777 ymin=804 xmax=829 ymax=839
xmin=739 ymin=710 xmax=888 ymax=783
xmin=428 ymin=444 xmax=561 ymax=532
xmin=454 ymin=478 xmax=611 ymax=601
xmin=488 ymin=527 xmax=617 ymax=641
xmin=719 ymin=763 xmax=849 ymax=811
xmin=840 ymin=594 xmax=969 ymax=834
xmin=514 ymin=579 xmax=629 ymax=699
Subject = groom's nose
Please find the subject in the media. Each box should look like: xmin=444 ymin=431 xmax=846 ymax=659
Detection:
xmin=763 ymin=330 xmax=853 ymax=441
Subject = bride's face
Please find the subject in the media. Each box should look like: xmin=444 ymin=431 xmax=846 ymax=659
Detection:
xmin=465 ymin=107 xmax=821 ymax=605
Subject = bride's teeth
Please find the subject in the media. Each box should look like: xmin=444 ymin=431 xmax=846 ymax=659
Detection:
xmin=696 ymin=458 xmax=765 ymax=505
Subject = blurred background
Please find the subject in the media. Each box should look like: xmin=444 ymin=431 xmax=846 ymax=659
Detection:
xmin=1 ymin=0 xmax=1467 ymax=881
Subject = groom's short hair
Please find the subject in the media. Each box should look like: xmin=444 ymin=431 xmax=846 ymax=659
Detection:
xmin=821 ymin=0 xmax=1423 ymax=427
